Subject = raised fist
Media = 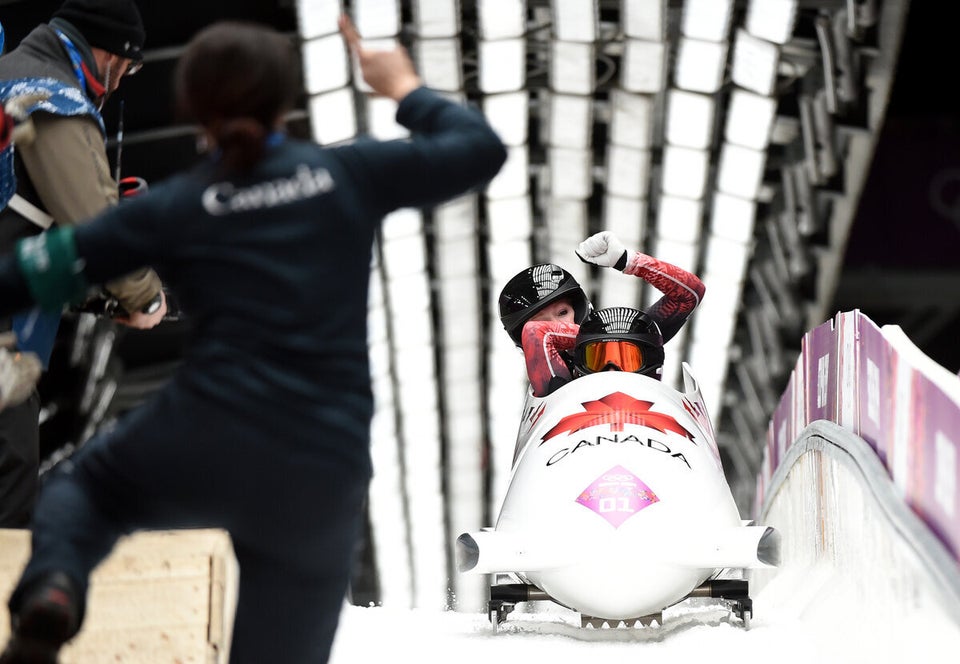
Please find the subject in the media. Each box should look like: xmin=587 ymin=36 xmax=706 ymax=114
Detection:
xmin=575 ymin=231 xmax=629 ymax=270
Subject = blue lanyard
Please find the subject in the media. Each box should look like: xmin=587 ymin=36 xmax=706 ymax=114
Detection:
xmin=54 ymin=29 xmax=88 ymax=91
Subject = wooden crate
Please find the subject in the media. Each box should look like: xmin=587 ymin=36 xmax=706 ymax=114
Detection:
xmin=0 ymin=529 xmax=238 ymax=663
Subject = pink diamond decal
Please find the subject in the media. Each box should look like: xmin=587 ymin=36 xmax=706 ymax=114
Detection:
xmin=576 ymin=465 xmax=659 ymax=528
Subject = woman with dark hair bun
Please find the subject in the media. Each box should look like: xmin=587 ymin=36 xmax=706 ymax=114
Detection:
xmin=175 ymin=21 xmax=302 ymax=173
xmin=0 ymin=16 xmax=505 ymax=664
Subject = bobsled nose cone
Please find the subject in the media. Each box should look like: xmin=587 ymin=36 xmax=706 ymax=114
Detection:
xmin=758 ymin=527 xmax=781 ymax=567
xmin=456 ymin=534 xmax=479 ymax=573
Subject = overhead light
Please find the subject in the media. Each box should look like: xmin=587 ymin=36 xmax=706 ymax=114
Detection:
xmin=295 ymin=0 xmax=340 ymax=39
xmin=309 ymin=88 xmax=356 ymax=145
xmin=646 ymin=237 xmax=698 ymax=275
xmin=703 ymin=233 xmax=752 ymax=285
xmin=547 ymin=93 xmax=593 ymax=149
xmin=686 ymin=339 xmax=731 ymax=413
xmin=609 ymin=89 xmax=655 ymax=148
xmin=415 ymin=39 xmax=463 ymax=91
xmin=655 ymin=195 xmax=703 ymax=243
xmin=710 ymin=191 xmax=757 ymax=243
xmin=479 ymin=38 xmax=526 ymax=93
xmin=681 ymin=0 xmax=734 ymax=42
xmin=724 ymin=88 xmax=777 ymax=150
xmin=622 ymin=39 xmax=666 ymax=93
xmin=745 ymin=0 xmax=798 ymax=45
xmin=382 ymin=235 xmax=426 ymax=278
xmin=602 ymin=194 xmax=647 ymax=245
xmin=731 ymin=29 xmax=780 ymax=96
xmin=380 ymin=207 xmax=422 ymax=241
xmin=441 ymin=344 xmax=483 ymax=386
xmin=812 ymin=89 xmax=838 ymax=180
xmin=675 ymin=36 xmax=727 ymax=93
xmin=484 ymin=146 xmax=529 ymax=199
xmin=598 ymin=271 xmax=643 ymax=310
xmin=605 ymin=145 xmax=651 ymax=199
xmin=486 ymin=238 xmax=533 ymax=282
xmin=553 ymin=0 xmax=598 ymax=42
xmin=478 ymin=0 xmax=526 ymax=39
xmin=545 ymin=201 xmax=590 ymax=271
xmin=386 ymin=279 xmax=431 ymax=331
xmin=434 ymin=195 xmax=478 ymax=241
xmin=717 ymin=142 xmax=766 ymax=200
xmin=548 ymin=148 xmax=593 ymax=200
xmin=764 ymin=217 xmax=791 ymax=285
xmin=798 ymin=91 xmax=839 ymax=185
xmin=665 ymin=89 xmax=716 ymax=150
xmin=302 ymin=35 xmax=350 ymax=94
xmin=551 ymin=41 xmax=595 ymax=95
xmin=661 ymin=145 xmax=709 ymax=200
xmin=815 ymin=12 xmax=859 ymax=115
xmin=544 ymin=199 xmax=589 ymax=242
xmin=622 ymin=0 xmax=666 ymax=41
xmin=435 ymin=235 xmax=479 ymax=283
xmin=483 ymin=91 xmax=529 ymax=146
xmin=486 ymin=196 xmax=533 ymax=242
xmin=412 ymin=0 xmax=460 ymax=37
xmin=366 ymin=96 xmax=408 ymax=140
xmin=690 ymin=278 xmax=741 ymax=349
xmin=354 ymin=0 xmax=401 ymax=39
xmin=435 ymin=236 xmax=479 ymax=286
xmin=439 ymin=281 xmax=481 ymax=344
xmin=787 ymin=162 xmax=824 ymax=239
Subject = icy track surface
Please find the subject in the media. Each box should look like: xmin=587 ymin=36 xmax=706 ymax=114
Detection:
xmin=329 ymin=571 xmax=960 ymax=664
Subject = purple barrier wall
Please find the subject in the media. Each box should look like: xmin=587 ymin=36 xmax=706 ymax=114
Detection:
xmin=757 ymin=310 xmax=960 ymax=563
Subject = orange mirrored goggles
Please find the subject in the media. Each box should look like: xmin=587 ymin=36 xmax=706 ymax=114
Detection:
xmin=582 ymin=340 xmax=644 ymax=373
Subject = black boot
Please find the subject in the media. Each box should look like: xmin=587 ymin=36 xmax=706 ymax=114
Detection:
xmin=0 ymin=571 xmax=81 ymax=664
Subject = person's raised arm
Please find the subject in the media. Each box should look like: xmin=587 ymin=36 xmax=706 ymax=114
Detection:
xmin=336 ymin=15 xmax=507 ymax=212
xmin=576 ymin=231 xmax=705 ymax=342
xmin=339 ymin=15 xmax=421 ymax=102
xmin=520 ymin=320 xmax=578 ymax=397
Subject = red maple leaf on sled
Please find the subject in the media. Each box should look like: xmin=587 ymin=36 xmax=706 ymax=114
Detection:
xmin=540 ymin=392 xmax=695 ymax=444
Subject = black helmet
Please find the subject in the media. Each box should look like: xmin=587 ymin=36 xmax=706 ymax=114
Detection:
xmin=573 ymin=307 xmax=665 ymax=378
xmin=498 ymin=264 xmax=591 ymax=347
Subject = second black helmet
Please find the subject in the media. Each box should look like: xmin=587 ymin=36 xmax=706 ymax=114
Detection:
xmin=498 ymin=264 xmax=591 ymax=347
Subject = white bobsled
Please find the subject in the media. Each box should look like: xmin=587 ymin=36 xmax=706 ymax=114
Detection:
xmin=456 ymin=363 xmax=780 ymax=629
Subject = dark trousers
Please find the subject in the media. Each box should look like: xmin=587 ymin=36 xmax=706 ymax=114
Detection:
xmin=0 ymin=391 xmax=40 ymax=527
xmin=10 ymin=382 xmax=370 ymax=664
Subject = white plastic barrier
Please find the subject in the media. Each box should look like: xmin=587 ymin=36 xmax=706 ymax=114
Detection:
xmin=753 ymin=421 xmax=960 ymax=620
xmin=754 ymin=310 xmax=960 ymax=566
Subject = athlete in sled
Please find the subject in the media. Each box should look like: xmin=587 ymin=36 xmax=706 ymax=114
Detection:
xmin=456 ymin=234 xmax=780 ymax=631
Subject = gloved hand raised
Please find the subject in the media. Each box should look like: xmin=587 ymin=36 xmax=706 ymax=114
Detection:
xmin=576 ymin=231 xmax=629 ymax=270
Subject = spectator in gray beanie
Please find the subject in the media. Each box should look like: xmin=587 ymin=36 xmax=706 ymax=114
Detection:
xmin=0 ymin=0 xmax=165 ymax=531
xmin=51 ymin=0 xmax=146 ymax=107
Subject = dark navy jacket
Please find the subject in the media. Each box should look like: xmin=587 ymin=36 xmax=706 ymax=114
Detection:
xmin=0 ymin=86 xmax=506 ymax=473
